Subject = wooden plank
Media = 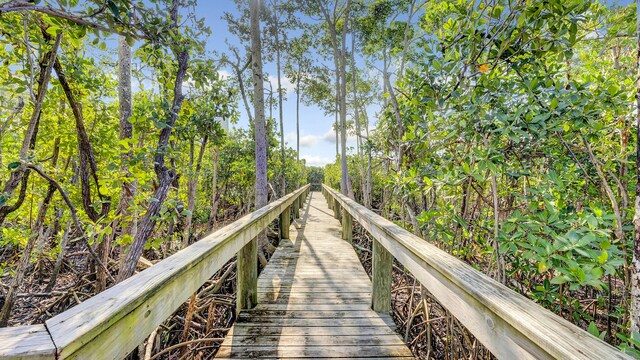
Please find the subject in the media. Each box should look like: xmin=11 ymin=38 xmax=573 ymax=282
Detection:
xmin=237 ymin=237 xmax=258 ymax=312
xmin=250 ymin=304 xmax=372 ymax=311
xmin=237 ymin=310 xmax=385 ymax=319
xmin=372 ymin=238 xmax=393 ymax=313
xmin=293 ymin=197 xmax=300 ymax=218
xmin=257 ymin=297 xmax=370 ymax=305
xmin=0 ymin=325 xmax=56 ymax=360
xmin=223 ymin=334 xmax=406 ymax=346
xmin=216 ymin=344 xmax=412 ymax=358
xmin=279 ymin=206 xmax=290 ymax=240
xmin=257 ymin=287 xmax=371 ymax=293
xmin=44 ymin=185 xmax=309 ymax=359
xmin=225 ymin=325 xmax=400 ymax=337
xmin=342 ymin=210 xmax=352 ymax=243
xmin=234 ymin=317 xmax=396 ymax=327
xmin=323 ymin=185 xmax=631 ymax=360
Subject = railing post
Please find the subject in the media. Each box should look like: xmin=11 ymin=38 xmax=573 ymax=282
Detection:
xmin=280 ymin=206 xmax=291 ymax=240
xmin=371 ymin=239 xmax=392 ymax=313
xmin=237 ymin=238 xmax=257 ymax=312
xmin=332 ymin=198 xmax=340 ymax=219
xmin=341 ymin=211 xmax=352 ymax=243
xmin=293 ymin=197 xmax=300 ymax=218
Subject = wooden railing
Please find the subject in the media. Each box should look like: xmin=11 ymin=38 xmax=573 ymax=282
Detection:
xmin=322 ymin=184 xmax=631 ymax=360
xmin=0 ymin=185 xmax=310 ymax=359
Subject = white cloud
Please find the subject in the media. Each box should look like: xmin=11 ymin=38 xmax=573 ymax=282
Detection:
xmin=321 ymin=128 xmax=356 ymax=143
xmin=217 ymin=69 xmax=231 ymax=80
xmin=267 ymin=75 xmax=296 ymax=95
xmin=300 ymin=135 xmax=319 ymax=147
xmin=285 ymin=132 xmax=320 ymax=148
xmin=322 ymin=129 xmax=337 ymax=143
xmin=302 ymin=155 xmax=334 ymax=167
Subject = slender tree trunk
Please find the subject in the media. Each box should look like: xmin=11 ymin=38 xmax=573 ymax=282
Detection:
xmin=231 ymin=56 xmax=254 ymax=123
xmin=207 ymin=146 xmax=220 ymax=232
xmin=53 ymin=55 xmax=111 ymax=222
xmin=631 ymin=0 xmax=640 ymax=334
xmin=363 ymin=107 xmax=372 ymax=208
xmin=296 ymin=65 xmax=300 ymax=164
xmin=398 ymin=0 xmax=416 ymax=78
xmin=274 ymin=0 xmax=286 ymax=196
xmin=351 ymin=31 xmax=367 ymax=204
xmin=339 ymin=11 xmax=350 ymax=197
xmin=184 ymin=136 xmax=208 ymax=245
xmin=99 ymin=35 xmax=134 ymax=290
xmin=251 ymin=0 xmax=269 ymax=264
xmin=334 ymin=69 xmax=339 ymax=159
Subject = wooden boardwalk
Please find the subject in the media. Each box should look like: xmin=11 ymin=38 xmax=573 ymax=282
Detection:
xmin=216 ymin=192 xmax=413 ymax=359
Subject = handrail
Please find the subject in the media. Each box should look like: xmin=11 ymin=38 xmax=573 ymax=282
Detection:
xmin=322 ymin=184 xmax=630 ymax=360
xmin=0 ymin=185 xmax=310 ymax=359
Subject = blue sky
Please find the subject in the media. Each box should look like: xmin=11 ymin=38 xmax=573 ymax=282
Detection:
xmin=196 ymin=1 xmax=363 ymax=167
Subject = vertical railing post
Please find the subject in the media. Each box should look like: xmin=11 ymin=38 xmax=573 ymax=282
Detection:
xmin=341 ymin=210 xmax=352 ymax=243
xmin=237 ymin=238 xmax=257 ymax=312
xmin=294 ymin=196 xmax=300 ymax=218
xmin=332 ymin=198 xmax=340 ymax=219
xmin=371 ymin=239 xmax=392 ymax=313
xmin=280 ymin=206 xmax=291 ymax=240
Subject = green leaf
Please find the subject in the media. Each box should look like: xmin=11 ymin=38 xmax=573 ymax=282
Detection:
xmin=107 ymin=0 xmax=120 ymax=18
xmin=550 ymin=275 xmax=570 ymax=284
xmin=597 ymin=251 xmax=608 ymax=264
xmin=7 ymin=161 xmax=21 ymax=170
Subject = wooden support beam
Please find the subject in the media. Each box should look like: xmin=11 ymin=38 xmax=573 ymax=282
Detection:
xmin=333 ymin=198 xmax=340 ymax=219
xmin=342 ymin=211 xmax=352 ymax=243
xmin=293 ymin=197 xmax=300 ymax=218
xmin=280 ymin=206 xmax=291 ymax=240
xmin=371 ymin=239 xmax=392 ymax=313
xmin=237 ymin=238 xmax=258 ymax=312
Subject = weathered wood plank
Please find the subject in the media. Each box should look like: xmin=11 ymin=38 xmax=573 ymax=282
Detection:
xmin=237 ymin=310 xmax=386 ymax=319
xmin=0 ymin=325 xmax=56 ymax=360
xmin=323 ymin=185 xmax=631 ymax=360
xmin=279 ymin=206 xmax=290 ymax=240
xmin=223 ymin=333 xmax=406 ymax=346
xmin=216 ymin=345 xmax=412 ymax=358
xmin=342 ymin=210 xmax=352 ymax=243
xmin=225 ymin=325 xmax=401 ymax=337
xmin=237 ymin=237 xmax=258 ymax=312
xmin=372 ymin=238 xmax=393 ymax=313
xmin=249 ymin=304 xmax=372 ymax=311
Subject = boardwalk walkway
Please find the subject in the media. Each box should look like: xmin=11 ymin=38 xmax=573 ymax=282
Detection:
xmin=216 ymin=191 xmax=413 ymax=358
